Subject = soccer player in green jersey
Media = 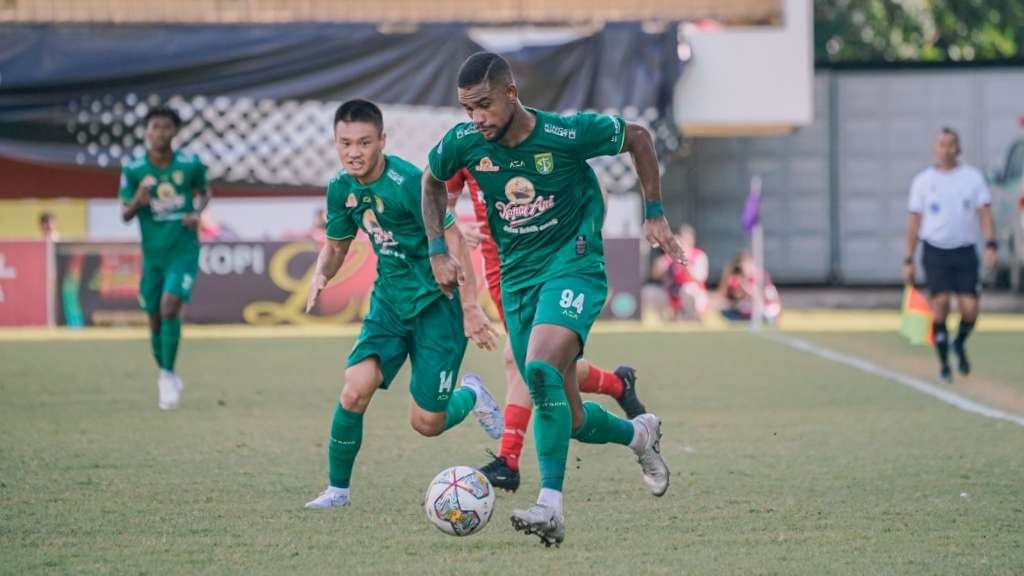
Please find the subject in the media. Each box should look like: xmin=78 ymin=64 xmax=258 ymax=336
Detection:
xmin=120 ymin=106 xmax=210 ymax=410
xmin=423 ymin=53 xmax=687 ymax=546
xmin=303 ymin=99 xmax=504 ymax=510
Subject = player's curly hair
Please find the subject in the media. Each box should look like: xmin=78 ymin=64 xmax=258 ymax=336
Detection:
xmin=457 ymin=52 xmax=513 ymax=89
xmin=334 ymin=99 xmax=383 ymax=134
xmin=144 ymin=105 xmax=182 ymax=128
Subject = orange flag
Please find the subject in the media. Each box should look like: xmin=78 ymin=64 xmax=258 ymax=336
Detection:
xmin=899 ymin=285 xmax=933 ymax=345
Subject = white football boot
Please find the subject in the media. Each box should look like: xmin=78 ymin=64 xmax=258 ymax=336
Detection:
xmin=304 ymin=486 xmax=350 ymax=509
xmin=510 ymin=503 xmax=565 ymax=547
xmin=157 ymin=369 xmax=180 ymax=410
xmin=459 ymin=374 xmax=504 ymax=440
xmin=630 ymin=413 xmax=669 ymax=496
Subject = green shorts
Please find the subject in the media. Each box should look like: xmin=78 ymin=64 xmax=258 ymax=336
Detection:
xmin=502 ymin=266 xmax=608 ymax=376
xmin=138 ymin=255 xmax=199 ymax=315
xmin=348 ymin=293 xmax=468 ymax=413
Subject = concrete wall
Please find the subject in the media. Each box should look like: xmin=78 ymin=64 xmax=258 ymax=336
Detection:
xmin=672 ymin=66 xmax=1024 ymax=284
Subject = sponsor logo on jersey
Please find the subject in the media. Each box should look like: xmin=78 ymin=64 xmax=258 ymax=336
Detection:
xmin=345 ymin=193 xmax=358 ymax=208
xmin=510 ymin=160 xmax=525 ymax=168
xmin=386 ymin=169 xmax=405 ymax=186
xmin=474 ymin=157 xmax=500 ymax=172
xmin=362 ymin=210 xmax=398 ymax=250
xmin=544 ymin=124 xmax=577 ymax=140
xmin=374 ymin=196 xmax=386 ymax=213
xmin=534 ymin=152 xmax=554 ymax=175
xmin=497 ymin=176 xmax=556 ymax=227
xmin=172 ymin=170 xmax=185 ymax=186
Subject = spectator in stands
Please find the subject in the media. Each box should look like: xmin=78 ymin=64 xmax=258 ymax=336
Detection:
xmin=311 ymin=208 xmax=327 ymax=244
xmin=39 ymin=211 xmax=59 ymax=241
xmin=651 ymin=224 xmax=709 ymax=320
xmin=716 ymin=250 xmax=781 ymax=324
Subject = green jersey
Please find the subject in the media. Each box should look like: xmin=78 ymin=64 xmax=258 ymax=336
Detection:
xmin=119 ymin=150 xmax=207 ymax=266
xmin=325 ymin=154 xmax=456 ymax=320
xmin=428 ymin=108 xmax=624 ymax=292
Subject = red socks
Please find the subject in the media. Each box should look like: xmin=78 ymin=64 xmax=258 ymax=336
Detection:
xmin=498 ymin=403 xmax=532 ymax=471
xmin=578 ymin=362 xmax=624 ymax=399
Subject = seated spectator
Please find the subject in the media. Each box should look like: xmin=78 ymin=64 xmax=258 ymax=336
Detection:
xmin=651 ymin=224 xmax=709 ymax=320
xmin=39 ymin=211 xmax=60 ymax=241
xmin=716 ymin=250 xmax=782 ymax=324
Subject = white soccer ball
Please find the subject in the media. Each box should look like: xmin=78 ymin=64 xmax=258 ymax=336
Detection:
xmin=424 ymin=466 xmax=495 ymax=537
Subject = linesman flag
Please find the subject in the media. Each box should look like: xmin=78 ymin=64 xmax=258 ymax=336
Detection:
xmin=899 ymin=285 xmax=934 ymax=345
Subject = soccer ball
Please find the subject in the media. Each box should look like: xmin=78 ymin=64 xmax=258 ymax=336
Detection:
xmin=424 ymin=466 xmax=495 ymax=537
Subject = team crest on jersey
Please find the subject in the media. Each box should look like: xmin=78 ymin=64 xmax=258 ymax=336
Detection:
xmin=172 ymin=170 xmax=185 ymax=186
xmin=345 ymin=193 xmax=358 ymax=208
xmin=534 ymin=152 xmax=554 ymax=175
xmin=374 ymin=196 xmax=385 ymax=213
xmin=474 ymin=157 xmax=500 ymax=172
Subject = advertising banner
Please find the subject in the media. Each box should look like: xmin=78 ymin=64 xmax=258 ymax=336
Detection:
xmin=54 ymin=238 xmax=641 ymax=325
xmin=0 ymin=241 xmax=50 ymax=326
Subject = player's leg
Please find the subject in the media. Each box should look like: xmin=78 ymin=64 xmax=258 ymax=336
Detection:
xmin=952 ymin=246 xmax=982 ymax=375
xmin=576 ymin=359 xmax=647 ymax=419
xmin=138 ymin=265 xmax=172 ymax=407
xmin=306 ymin=357 xmax=384 ymax=509
xmin=307 ymin=298 xmax=406 ymax=509
xmin=923 ymin=243 xmax=954 ymax=382
xmin=158 ymin=258 xmax=197 ymax=393
xmin=479 ymin=341 xmax=531 ymax=492
xmin=407 ymin=296 xmax=501 ymax=438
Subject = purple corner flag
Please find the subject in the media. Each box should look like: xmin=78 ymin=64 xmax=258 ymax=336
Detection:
xmin=741 ymin=176 xmax=762 ymax=233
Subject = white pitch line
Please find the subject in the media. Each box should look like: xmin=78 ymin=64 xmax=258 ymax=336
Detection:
xmin=759 ymin=331 xmax=1024 ymax=428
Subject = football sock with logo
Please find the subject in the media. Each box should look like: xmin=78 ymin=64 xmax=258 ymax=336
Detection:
xmin=443 ymin=386 xmax=477 ymax=431
xmin=932 ymin=321 xmax=949 ymax=369
xmin=328 ymin=403 xmax=363 ymax=489
xmin=571 ymin=401 xmax=635 ymax=446
xmin=525 ymin=361 xmax=571 ymax=492
xmin=498 ymin=403 xmax=532 ymax=471
xmin=159 ymin=316 xmax=181 ymax=372
xmin=577 ymin=361 xmax=624 ymax=399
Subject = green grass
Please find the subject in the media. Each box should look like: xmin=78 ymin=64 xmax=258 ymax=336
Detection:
xmin=2 ymin=332 xmax=1023 ymax=575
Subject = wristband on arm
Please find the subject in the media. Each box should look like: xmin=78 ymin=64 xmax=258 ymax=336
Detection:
xmin=644 ymin=201 xmax=664 ymax=219
xmin=428 ymin=236 xmax=448 ymax=256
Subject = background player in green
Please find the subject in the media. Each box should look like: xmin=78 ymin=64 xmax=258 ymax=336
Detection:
xmin=303 ymin=100 xmax=503 ymax=510
xmin=423 ymin=53 xmax=687 ymax=546
xmin=119 ymin=106 xmax=210 ymax=410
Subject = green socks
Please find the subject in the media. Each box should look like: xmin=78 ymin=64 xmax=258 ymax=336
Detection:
xmin=149 ymin=326 xmax=163 ymax=370
xmin=443 ymin=386 xmax=477 ymax=431
xmin=572 ymin=401 xmax=635 ymax=446
xmin=159 ymin=316 xmax=181 ymax=372
xmin=525 ymin=361 xmax=571 ymax=491
xmin=328 ymin=403 xmax=364 ymax=489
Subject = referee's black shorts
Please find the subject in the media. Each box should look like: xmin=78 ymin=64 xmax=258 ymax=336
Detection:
xmin=921 ymin=241 xmax=979 ymax=296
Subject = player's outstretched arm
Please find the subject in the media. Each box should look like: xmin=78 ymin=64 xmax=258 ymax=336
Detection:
xmin=622 ymin=122 xmax=686 ymax=264
xmin=305 ymin=237 xmax=352 ymax=314
xmin=422 ymin=171 xmax=463 ymax=298
xmin=446 ymin=223 xmax=498 ymax=350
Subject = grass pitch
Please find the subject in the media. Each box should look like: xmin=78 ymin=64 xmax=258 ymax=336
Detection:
xmin=2 ymin=330 xmax=1023 ymax=575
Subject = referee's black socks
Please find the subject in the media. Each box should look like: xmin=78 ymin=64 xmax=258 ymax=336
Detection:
xmin=932 ymin=322 xmax=950 ymax=369
xmin=954 ymin=319 xmax=975 ymax=348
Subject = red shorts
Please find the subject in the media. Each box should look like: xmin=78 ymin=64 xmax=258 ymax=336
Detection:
xmin=480 ymin=237 xmax=504 ymax=323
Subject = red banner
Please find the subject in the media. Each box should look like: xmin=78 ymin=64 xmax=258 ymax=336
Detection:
xmin=0 ymin=241 xmax=50 ymax=327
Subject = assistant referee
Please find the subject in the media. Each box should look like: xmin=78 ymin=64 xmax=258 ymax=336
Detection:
xmin=903 ymin=127 xmax=997 ymax=383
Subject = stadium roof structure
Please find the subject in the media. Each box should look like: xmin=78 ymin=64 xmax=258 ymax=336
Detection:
xmin=1 ymin=0 xmax=781 ymax=25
